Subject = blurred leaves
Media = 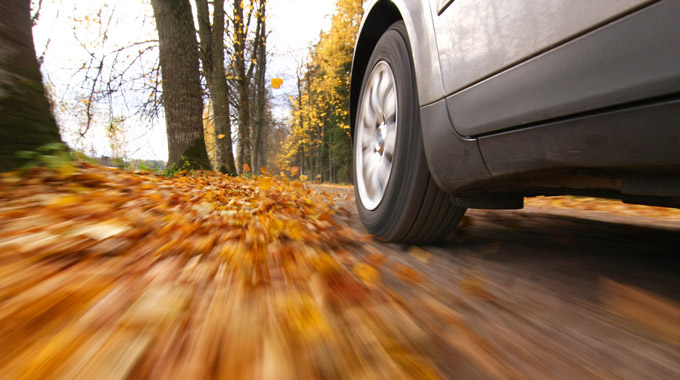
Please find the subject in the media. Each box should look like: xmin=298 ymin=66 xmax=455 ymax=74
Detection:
xmin=0 ymin=164 xmax=445 ymax=379
xmin=526 ymin=196 xmax=680 ymax=221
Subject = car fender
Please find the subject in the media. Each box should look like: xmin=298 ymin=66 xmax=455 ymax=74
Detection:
xmin=350 ymin=0 xmax=446 ymax=135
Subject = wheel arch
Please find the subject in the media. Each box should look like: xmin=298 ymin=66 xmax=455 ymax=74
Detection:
xmin=350 ymin=0 xmax=445 ymax=139
xmin=350 ymin=1 xmax=402 ymax=139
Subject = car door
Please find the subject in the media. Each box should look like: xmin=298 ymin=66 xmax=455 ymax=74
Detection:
xmin=430 ymin=0 xmax=672 ymax=136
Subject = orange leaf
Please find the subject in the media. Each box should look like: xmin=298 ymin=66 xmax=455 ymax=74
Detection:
xmin=217 ymin=134 xmax=226 ymax=139
xmin=290 ymin=166 xmax=299 ymax=176
xmin=260 ymin=167 xmax=267 ymax=174
xmin=242 ymin=163 xmax=251 ymax=172
xmin=392 ymin=263 xmax=423 ymax=284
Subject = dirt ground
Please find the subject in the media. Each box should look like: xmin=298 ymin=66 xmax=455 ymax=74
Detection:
xmin=330 ymin=186 xmax=680 ymax=379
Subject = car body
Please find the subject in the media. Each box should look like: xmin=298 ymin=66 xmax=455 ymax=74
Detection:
xmin=350 ymin=0 xmax=680 ymax=242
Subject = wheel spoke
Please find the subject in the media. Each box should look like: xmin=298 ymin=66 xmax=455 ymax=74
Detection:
xmin=377 ymin=157 xmax=391 ymax=190
xmin=370 ymin=89 xmax=381 ymax=118
xmin=384 ymin=131 xmax=396 ymax=158
xmin=362 ymin=148 xmax=374 ymax=168
xmin=370 ymin=165 xmax=382 ymax=194
xmin=363 ymin=98 xmax=377 ymax=127
xmin=383 ymin=90 xmax=397 ymax=123
xmin=379 ymin=77 xmax=393 ymax=113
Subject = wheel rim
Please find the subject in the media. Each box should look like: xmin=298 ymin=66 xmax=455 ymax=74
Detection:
xmin=356 ymin=60 xmax=398 ymax=211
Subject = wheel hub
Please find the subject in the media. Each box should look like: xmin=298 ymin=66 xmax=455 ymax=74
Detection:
xmin=355 ymin=61 xmax=398 ymax=211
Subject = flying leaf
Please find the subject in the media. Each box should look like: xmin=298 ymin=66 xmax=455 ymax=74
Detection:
xmin=299 ymin=175 xmax=308 ymax=182
xmin=271 ymin=77 xmax=283 ymax=89
xmin=217 ymin=134 xmax=226 ymax=139
xmin=242 ymin=163 xmax=251 ymax=172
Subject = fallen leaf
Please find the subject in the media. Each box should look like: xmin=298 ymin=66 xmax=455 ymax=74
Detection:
xmin=353 ymin=263 xmax=381 ymax=287
xmin=407 ymin=246 xmax=432 ymax=263
xmin=392 ymin=263 xmax=424 ymax=284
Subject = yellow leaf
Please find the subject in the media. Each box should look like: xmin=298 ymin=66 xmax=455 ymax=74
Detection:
xmin=407 ymin=246 xmax=432 ymax=263
xmin=217 ymin=134 xmax=226 ymax=139
xmin=299 ymin=175 xmax=308 ymax=182
xmin=353 ymin=263 xmax=381 ymax=287
xmin=271 ymin=77 xmax=283 ymax=89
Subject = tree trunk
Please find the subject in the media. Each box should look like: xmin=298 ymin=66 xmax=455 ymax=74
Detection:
xmin=151 ymin=0 xmax=210 ymax=169
xmin=233 ymin=0 xmax=250 ymax=173
xmin=196 ymin=0 xmax=236 ymax=175
xmin=251 ymin=0 xmax=266 ymax=171
xmin=0 ymin=0 xmax=61 ymax=172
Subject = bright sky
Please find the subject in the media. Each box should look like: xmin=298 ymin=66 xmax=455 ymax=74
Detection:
xmin=32 ymin=0 xmax=338 ymax=161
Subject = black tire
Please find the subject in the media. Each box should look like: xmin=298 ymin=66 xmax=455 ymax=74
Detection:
xmin=353 ymin=21 xmax=465 ymax=243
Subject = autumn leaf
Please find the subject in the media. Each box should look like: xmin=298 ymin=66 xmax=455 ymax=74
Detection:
xmin=407 ymin=246 xmax=432 ymax=263
xmin=217 ymin=134 xmax=226 ymax=139
xmin=290 ymin=166 xmax=299 ymax=176
xmin=260 ymin=167 xmax=267 ymax=174
xmin=299 ymin=175 xmax=308 ymax=182
xmin=271 ymin=77 xmax=283 ymax=89
xmin=353 ymin=263 xmax=381 ymax=287
xmin=392 ymin=263 xmax=424 ymax=284
xmin=242 ymin=163 xmax=251 ymax=172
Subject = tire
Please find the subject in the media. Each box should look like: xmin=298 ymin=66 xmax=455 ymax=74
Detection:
xmin=353 ymin=21 xmax=465 ymax=243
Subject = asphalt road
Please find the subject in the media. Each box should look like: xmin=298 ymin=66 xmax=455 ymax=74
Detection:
xmin=334 ymin=191 xmax=680 ymax=379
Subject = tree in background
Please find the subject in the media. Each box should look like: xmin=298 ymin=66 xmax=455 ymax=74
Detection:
xmin=150 ymin=0 xmax=210 ymax=169
xmin=196 ymin=0 xmax=237 ymax=175
xmin=279 ymin=0 xmax=363 ymax=183
xmin=231 ymin=0 xmax=267 ymax=173
xmin=0 ymin=0 xmax=62 ymax=171
xmin=250 ymin=0 xmax=268 ymax=171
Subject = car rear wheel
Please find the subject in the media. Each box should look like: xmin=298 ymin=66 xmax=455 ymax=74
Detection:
xmin=353 ymin=21 xmax=465 ymax=243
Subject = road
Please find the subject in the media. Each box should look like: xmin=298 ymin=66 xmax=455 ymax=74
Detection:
xmin=332 ymin=190 xmax=680 ymax=379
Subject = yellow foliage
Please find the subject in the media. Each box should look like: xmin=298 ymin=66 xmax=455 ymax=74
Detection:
xmin=277 ymin=0 xmax=364 ymax=170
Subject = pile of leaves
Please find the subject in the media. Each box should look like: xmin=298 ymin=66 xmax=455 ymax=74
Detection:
xmin=0 ymin=164 xmax=446 ymax=379
xmin=525 ymin=196 xmax=680 ymax=221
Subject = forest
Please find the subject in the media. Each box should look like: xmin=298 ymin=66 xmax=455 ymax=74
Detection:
xmin=1 ymin=0 xmax=363 ymax=182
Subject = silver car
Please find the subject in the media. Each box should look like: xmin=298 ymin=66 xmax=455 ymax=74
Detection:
xmin=350 ymin=0 xmax=680 ymax=243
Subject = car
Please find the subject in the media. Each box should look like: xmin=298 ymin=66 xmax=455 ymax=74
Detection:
xmin=350 ymin=0 xmax=680 ymax=243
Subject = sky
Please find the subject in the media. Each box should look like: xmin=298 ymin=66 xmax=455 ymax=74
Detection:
xmin=32 ymin=0 xmax=338 ymax=161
